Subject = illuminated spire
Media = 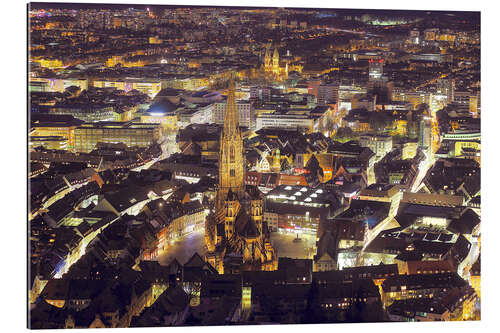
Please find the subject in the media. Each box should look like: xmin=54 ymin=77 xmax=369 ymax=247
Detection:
xmin=273 ymin=47 xmax=279 ymax=59
xmin=273 ymin=48 xmax=280 ymax=76
xmin=217 ymin=74 xmax=245 ymax=207
xmin=223 ymin=76 xmax=239 ymax=136
xmin=264 ymin=46 xmax=271 ymax=70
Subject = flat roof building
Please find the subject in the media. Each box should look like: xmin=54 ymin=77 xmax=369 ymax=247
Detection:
xmin=74 ymin=122 xmax=161 ymax=153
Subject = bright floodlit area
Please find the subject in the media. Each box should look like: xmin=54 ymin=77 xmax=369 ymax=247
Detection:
xmin=270 ymin=231 xmax=316 ymax=259
xmin=156 ymin=228 xmax=317 ymax=266
xmin=157 ymin=229 xmax=206 ymax=265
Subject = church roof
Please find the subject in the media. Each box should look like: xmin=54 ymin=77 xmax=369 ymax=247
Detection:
xmin=235 ymin=209 xmax=259 ymax=239
xmin=306 ymin=154 xmax=323 ymax=176
xmin=245 ymin=185 xmax=262 ymax=200
xmin=226 ymin=188 xmax=239 ymax=201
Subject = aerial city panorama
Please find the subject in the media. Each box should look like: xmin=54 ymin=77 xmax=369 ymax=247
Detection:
xmin=28 ymin=2 xmax=481 ymax=328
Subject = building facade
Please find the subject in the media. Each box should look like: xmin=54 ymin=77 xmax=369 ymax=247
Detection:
xmin=213 ymin=101 xmax=253 ymax=128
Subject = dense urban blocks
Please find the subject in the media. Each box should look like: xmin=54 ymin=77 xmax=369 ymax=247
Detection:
xmin=28 ymin=3 xmax=480 ymax=328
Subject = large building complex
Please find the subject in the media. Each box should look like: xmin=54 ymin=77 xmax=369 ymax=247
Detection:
xmin=213 ymin=100 xmax=254 ymax=128
xmin=74 ymin=122 xmax=161 ymax=153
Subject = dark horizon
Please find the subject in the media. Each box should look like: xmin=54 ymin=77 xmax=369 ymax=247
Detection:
xmin=28 ymin=2 xmax=480 ymax=18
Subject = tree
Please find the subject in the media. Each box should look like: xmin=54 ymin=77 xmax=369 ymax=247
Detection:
xmin=369 ymin=112 xmax=392 ymax=133
xmin=334 ymin=127 xmax=356 ymax=142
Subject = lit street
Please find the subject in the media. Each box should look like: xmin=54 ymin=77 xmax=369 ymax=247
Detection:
xmin=411 ymin=157 xmax=433 ymax=192
xmin=156 ymin=229 xmax=206 ymax=265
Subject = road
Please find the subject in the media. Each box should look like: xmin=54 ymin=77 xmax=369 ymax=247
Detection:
xmin=411 ymin=156 xmax=433 ymax=192
xmin=130 ymin=134 xmax=179 ymax=172
xmin=156 ymin=229 xmax=206 ymax=266
xmin=461 ymin=236 xmax=480 ymax=282
xmin=324 ymin=27 xmax=381 ymax=38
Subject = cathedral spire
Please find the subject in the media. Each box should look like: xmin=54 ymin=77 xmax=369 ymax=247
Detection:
xmin=223 ymin=76 xmax=239 ymax=136
xmin=273 ymin=47 xmax=279 ymax=59
xmin=264 ymin=46 xmax=271 ymax=71
xmin=217 ymin=74 xmax=245 ymax=207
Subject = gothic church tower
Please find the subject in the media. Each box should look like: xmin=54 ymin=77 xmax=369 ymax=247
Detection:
xmin=264 ymin=46 xmax=272 ymax=72
xmin=216 ymin=77 xmax=245 ymax=210
xmin=272 ymin=48 xmax=280 ymax=75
